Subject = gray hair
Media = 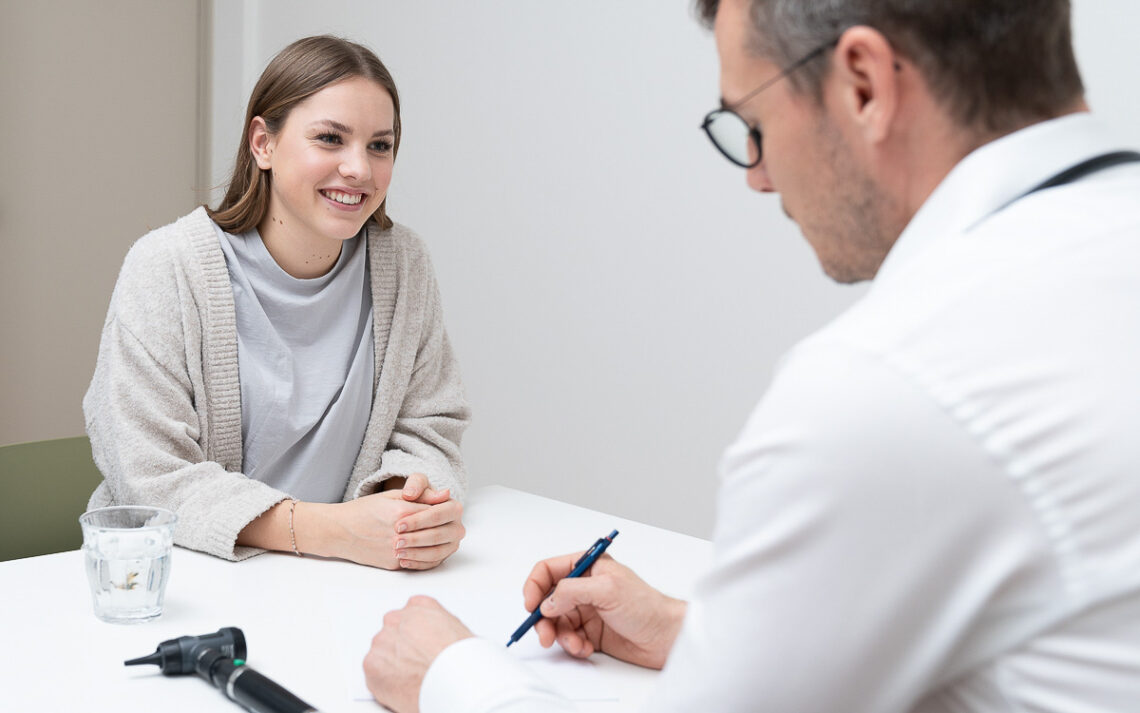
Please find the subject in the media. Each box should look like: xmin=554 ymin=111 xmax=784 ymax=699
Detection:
xmin=695 ymin=0 xmax=1084 ymax=134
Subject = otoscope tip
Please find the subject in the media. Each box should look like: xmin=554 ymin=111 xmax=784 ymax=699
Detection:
xmin=124 ymin=651 xmax=162 ymax=667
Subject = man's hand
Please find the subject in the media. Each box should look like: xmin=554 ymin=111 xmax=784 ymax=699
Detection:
xmin=379 ymin=473 xmax=465 ymax=570
xmin=364 ymin=596 xmax=474 ymax=713
xmin=525 ymin=554 xmax=687 ymax=670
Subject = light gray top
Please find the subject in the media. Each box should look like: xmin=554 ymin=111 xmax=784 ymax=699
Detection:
xmin=216 ymin=225 xmax=374 ymax=503
xmin=85 ymin=206 xmax=469 ymax=560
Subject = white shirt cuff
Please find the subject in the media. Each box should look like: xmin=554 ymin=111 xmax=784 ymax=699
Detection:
xmin=420 ymin=637 xmax=576 ymax=713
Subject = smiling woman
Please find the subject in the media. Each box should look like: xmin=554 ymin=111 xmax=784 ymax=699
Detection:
xmin=248 ymin=77 xmax=396 ymax=278
xmin=83 ymin=36 xmax=470 ymax=571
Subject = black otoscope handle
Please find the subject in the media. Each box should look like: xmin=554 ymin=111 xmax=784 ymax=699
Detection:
xmin=196 ymin=648 xmax=321 ymax=713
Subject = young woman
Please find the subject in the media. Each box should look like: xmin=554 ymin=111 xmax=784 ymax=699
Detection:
xmin=84 ymin=36 xmax=468 ymax=570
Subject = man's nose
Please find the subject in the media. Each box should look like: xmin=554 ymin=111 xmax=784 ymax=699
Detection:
xmin=747 ymin=162 xmax=776 ymax=193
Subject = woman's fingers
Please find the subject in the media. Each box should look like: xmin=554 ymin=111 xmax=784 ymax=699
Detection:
xmin=399 ymin=474 xmax=451 ymax=505
xmin=399 ymin=473 xmax=431 ymax=500
xmin=397 ymin=558 xmax=443 ymax=571
xmin=396 ymin=499 xmax=463 ymax=534
xmin=396 ymin=541 xmax=458 ymax=563
xmin=393 ymin=521 xmax=464 ymax=549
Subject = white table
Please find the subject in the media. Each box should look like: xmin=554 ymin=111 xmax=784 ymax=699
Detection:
xmin=0 ymin=486 xmax=710 ymax=712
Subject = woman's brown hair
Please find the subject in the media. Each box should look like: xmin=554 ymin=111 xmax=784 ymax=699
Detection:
xmin=208 ymin=35 xmax=401 ymax=232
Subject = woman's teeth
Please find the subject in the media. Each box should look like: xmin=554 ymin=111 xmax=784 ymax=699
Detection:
xmin=322 ymin=190 xmax=363 ymax=205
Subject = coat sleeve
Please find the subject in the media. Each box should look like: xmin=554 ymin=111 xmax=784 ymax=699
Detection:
xmin=84 ymin=235 xmax=287 ymax=560
xmin=640 ymin=340 xmax=1061 ymax=713
xmin=420 ymin=639 xmax=576 ymax=713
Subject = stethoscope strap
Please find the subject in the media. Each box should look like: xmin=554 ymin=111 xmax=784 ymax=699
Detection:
xmin=1023 ymin=150 xmax=1140 ymax=197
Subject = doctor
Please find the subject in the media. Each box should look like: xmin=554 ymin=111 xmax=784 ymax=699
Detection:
xmin=365 ymin=0 xmax=1140 ymax=711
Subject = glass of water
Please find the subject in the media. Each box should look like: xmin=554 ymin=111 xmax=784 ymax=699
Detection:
xmin=79 ymin=506 xmax=176 ymax=624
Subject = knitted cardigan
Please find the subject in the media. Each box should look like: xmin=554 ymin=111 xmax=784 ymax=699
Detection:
xmin=84 ymin=207 xmax=469 ymax=560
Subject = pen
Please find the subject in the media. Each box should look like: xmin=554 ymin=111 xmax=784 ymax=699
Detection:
xmin=506 ymin=529 xmax=619 ymax=647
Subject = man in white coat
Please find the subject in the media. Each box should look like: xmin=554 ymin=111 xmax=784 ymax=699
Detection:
xmin=364 ymin=0 xmax=1140 ymax=711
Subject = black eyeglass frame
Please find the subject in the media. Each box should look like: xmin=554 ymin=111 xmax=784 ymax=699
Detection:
xmin=700 ymin=38 xmax=839 ymax=168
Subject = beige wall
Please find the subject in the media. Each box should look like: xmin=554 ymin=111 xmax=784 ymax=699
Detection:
xmin=0 ymin=0 xmax=206 ymax=445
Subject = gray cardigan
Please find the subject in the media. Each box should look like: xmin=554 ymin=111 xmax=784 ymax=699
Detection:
xmin=84 ymin=207 xmax=469 ymax=560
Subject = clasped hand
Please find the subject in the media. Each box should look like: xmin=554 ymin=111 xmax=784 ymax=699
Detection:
xmin=317 ymin=473 xmax=465 ymax=570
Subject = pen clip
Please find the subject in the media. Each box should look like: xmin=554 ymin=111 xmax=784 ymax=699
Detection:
xmin=573 ymin=537 xmax=607 ymax=567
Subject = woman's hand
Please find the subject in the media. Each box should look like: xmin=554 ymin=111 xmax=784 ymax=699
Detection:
xmin=524 ymin=554 xmax=687 ymax=670
xmin=383 ymin=472 xmax=452 ymax=506
xmin=239 ymin=473 xmax=464 ymax=570
xmin=299 ymin=495 xmax=430 ymax=570
xmin=379 ymin=473 xmax=465 ymax=570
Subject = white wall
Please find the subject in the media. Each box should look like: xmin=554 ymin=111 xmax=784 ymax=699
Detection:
xmin=209 ymin=0 xmax=1140 ymax=539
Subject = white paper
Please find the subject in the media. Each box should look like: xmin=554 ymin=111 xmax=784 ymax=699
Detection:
xmin=329 ymin=585 xmax=618 ymax=703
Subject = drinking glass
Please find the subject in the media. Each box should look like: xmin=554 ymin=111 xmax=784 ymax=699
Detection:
xmin=79 ymin=506 xmax=176 ymax=623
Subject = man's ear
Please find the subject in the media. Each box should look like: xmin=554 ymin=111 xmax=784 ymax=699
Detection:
xmin=829 ymin=26 xmax=900 ymax=146
xmin=249 ymin=116 xmax=274 ymax=170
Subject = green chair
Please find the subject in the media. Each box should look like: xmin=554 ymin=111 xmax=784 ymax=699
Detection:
xmin=0 ymin=436 xmax=104 ymax=561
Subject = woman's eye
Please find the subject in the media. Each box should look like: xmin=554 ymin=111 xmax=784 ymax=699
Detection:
xmin=315 ymin=132 xmax=342 ymax=145
xmin=370 ymin=140 xmax=393 ymax=153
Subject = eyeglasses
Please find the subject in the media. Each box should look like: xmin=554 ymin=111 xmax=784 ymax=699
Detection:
xmin=700 ymin=39 xmax=837 ymax=168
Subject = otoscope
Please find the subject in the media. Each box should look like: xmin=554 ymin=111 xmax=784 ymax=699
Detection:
xmin=125 ymin=627 xmax=323 ymax=713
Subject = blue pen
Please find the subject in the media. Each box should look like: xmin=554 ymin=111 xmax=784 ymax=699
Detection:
xmin=506 ymin=529 xmax=619 ymax=647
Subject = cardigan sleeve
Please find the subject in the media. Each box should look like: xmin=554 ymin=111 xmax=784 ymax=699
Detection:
xmin=352 ymin=228 xmax=470 ymax=501
xmin=367 ymin=270 xmax=470 ymax=500
xmin=84 ymin=233 xmax=287 ymax=561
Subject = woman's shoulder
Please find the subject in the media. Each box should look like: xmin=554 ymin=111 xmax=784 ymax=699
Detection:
xmin=369 ymin=219 xmax=429 ymax=253
xmin=110 ymin=207 xmax=223 ymax=325
xmin=366 ymin=219 xmax=439 ymax=275
xmin=97 ymin=209 xmax=222 ymax=377
xmin=120 ymin=206 xmax=219 ymax=278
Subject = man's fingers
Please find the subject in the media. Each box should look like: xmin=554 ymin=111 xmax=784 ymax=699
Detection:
xmin=523 ymin=552 xmax=586 ymax=609
xmin=382 ymin=608 xmax=403 ymax=628
xmin=542 ymin=575 xmax=614 ymax=617
xmin=554 ymin=617 xmax=594 ymax=658
xmin=406 ymin=594 xmax=441 ymax=608
xmin=535 ymin=618 xmax=558 ymax=648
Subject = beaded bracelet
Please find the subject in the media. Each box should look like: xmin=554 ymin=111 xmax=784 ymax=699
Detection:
xmin=288 ymin=499 xmax=303 ymax=557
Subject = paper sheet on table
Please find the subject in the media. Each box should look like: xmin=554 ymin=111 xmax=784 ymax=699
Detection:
xmin=330 ymin=585 xmax=619 ymax=703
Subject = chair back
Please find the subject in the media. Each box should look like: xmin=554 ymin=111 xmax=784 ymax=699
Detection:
xmin=0 ymin=436 xmax=103 ymax=561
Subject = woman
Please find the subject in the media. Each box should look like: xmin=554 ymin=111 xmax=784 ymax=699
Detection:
xmin=84 ymin=36 xmax=468 ymax=570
